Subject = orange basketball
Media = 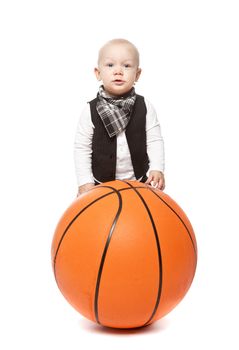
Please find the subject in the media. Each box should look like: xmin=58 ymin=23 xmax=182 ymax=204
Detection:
xmin=51 ymin=180 xmax=197 ymax=329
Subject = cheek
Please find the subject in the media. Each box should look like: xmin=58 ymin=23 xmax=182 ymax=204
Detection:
xmin=102 ymin=71 xmax=111 ymax=81
xmin=128 ymin=72 xmax=137 ymax=82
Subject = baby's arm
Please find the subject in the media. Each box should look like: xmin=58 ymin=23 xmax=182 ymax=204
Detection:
xmin=145 ymin=99 xmax=165 ymax=190
xmin=74 ymin=104 xmax=95 ymax=196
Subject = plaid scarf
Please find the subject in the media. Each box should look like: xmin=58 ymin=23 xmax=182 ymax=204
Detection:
xmin=96 ymin=85 xmax=136 ymax=138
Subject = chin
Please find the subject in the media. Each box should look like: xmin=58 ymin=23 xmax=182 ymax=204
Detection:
xmin=110 ymin=87 xmax=132 ymax=97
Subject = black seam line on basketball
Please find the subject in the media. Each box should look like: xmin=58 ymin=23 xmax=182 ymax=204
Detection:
xmin=53 ymin=186 xmax=146 ymax=276
xmin=119 ymin=185 xmax=196 ymax=255
xmin=135 ymin=187 xmax=197 ymax=283
xmin=94 ymin=186 xmax=123 ymax=325
xmin=144 ymin=187 xmax=198 ymax=290
xmin=53 ymin=190 xmax=116 ymax=278
xmin=147 ymin=188 xmax=197 ymax=256
xmin=122 ymin=180 xmax=163 ymax=327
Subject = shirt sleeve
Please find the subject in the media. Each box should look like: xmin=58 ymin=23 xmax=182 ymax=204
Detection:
xmin=145 ymin=99 xmax=165 ymax=173
xmin=74 ymin=103 xmax=95 ymax=186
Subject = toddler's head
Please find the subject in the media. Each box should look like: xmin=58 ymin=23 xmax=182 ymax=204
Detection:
xmin=94 ymin=38 xmax=141 ymax=97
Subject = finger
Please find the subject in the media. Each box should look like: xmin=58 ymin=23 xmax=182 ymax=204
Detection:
xmin=158 ymin=178 xmax=165 ymax=190
xmin=145 ymin=175 xmax=153 ymax=184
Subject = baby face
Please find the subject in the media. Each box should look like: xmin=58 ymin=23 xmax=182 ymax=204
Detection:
xmin=95 ymin=43 xmax=141 ymax=97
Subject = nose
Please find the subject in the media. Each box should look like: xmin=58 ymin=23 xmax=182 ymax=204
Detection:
xmin=113 ymin=65 xmax=123 ymax=75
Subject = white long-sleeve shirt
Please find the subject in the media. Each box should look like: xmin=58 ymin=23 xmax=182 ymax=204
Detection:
xmin=74 ymin=98 xmax=165 ymax=186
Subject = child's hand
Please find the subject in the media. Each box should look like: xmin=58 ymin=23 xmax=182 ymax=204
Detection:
xmin=77 ymin=183 xmax=95 ymax=196
xmin=146 ymin=171 xmax=165 ymax=191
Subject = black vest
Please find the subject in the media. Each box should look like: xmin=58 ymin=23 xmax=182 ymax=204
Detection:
xmin=89 ymin=94 xmax=149 ymax=182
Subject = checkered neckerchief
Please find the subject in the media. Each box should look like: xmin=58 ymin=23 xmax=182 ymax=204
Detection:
xmin=96 ymin=85 xmax=136 ymax=138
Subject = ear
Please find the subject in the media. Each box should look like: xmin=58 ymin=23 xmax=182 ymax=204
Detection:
xmin=135 ymin=68 xmax=142 ymax=82
xmin=94 ymin=67 xmax=101 ymax=81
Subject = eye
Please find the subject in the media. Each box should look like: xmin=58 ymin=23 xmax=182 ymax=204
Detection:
xmin=124 ymin=64 xmax=130 ymax=68
xmin=107 ymin=63 xmax=113 ymax=67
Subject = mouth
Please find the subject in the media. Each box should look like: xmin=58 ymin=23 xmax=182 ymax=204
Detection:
xmin=113 ymin=79 xmax=125 ymax=85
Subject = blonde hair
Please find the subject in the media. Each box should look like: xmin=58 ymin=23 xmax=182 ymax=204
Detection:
xmin=97 ymin=38 xmax=140 ymax=66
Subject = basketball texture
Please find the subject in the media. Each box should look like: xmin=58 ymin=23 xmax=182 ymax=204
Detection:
xmin=51 ymin=180 xmax=197 ymax=329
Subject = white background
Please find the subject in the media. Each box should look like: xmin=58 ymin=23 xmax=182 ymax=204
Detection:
xmin=1 ymin=0 xmax=239 ymax=349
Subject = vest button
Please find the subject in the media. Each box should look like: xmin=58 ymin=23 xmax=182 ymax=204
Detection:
xmin=110 ymin=154 xmax=114 ymax=159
